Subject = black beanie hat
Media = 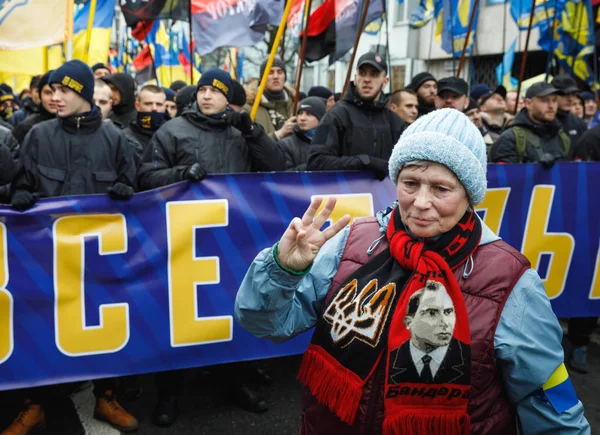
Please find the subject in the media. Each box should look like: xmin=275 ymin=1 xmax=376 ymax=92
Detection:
xmin=230 ymin=80 xmax=247 ymax=107
xmin=37 ymin=71 xmax=53 ymax=94
xmin=260 ymin=57 xmax=287 ymax=80
xmin=407 ymin=72 xmax=437 ymax=92
xmin=175 ymin=85 xmax=198 ymax=116
xmin=49 ymin=60 xmax=94 ymax=106
xmin=91 ymin=63 xmax=109 ymax=72
xmin=170 ymin=80 xmax=187 ymax=92
xmin=297 ymin=96 xmax=326 ymax=120
xmin=309 ymin=86 xmax=333 ymax=99
xmin=197 ymin=68 xmax=233 ymax=102
xmin=163 ymin=87 xmax=176 ymax=102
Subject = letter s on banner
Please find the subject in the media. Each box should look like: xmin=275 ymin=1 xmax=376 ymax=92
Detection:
xmin=521 ymin=185 xmax=574 ymax=299
xmin=53 ymin=215 xmax=130 ymax=356
xmin=0 ymin=223 xmax=14 ymax=364
xmin=167 ymin=200 xmax=232 ymax=347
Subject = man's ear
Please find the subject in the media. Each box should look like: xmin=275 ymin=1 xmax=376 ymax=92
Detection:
xmin=388 ymin=102 xmax=398 ymax=111
xmin=463 ymin=97 xmax=470 ymax=111
xmin=134 ymin=101 xmax=140 ymax=112
xmin=383 ymin=76 xmax=390 ymax=88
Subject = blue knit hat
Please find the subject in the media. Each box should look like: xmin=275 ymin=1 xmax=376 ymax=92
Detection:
xmin=49 ymin=60 xmax=94 ymax=106
xmin=197 ymin=68 xmax=233 ymax=102
xmin=388 ymin=108 xmax=487 ymax=205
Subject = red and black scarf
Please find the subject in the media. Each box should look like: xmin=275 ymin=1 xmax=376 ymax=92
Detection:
xmin=298 ymin=207 xmax=481 ymax=434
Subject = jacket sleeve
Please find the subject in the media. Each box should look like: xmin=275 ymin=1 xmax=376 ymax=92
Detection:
xmin=0 ymin=141 xmax=14 ymax=185
xmin=491 ymin=129 xmax=520 ymax=163
xmin=390 ymin=110 xmax=406 ymax=143
xmin=495 ymin=268 xmax=591 ymax=434
xmin=137 ymin=129 xmax=188 ymax=191
xmin=234 ymin=227 xmax=349 ymax=343
xmin=245 ymin=124 xmax=286 ymax=171
xmin=306 ymin=112 xmax=367 ymax=171
xmin=114 ymin=131 xmax=137 ymax=188
xmin=11 ymin=128 xmax=40 ymax=193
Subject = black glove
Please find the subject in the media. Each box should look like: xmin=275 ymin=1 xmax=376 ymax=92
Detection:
xmin=11 ymin=190 xmax=37 ymax=211
xmin=229 ymin=111 xmax=255 ymax=135
xmin=185 ymin=163 xmax=206 ymax=182
xmin=539 ymin=152 xmax=558 ymax=170
xmin=358 ymin=155 xmax=388 ymax=181
xmin=107 ymin=182 xmax=134 ymax=200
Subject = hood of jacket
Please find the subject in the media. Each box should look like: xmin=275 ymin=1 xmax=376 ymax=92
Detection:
xmin=102 ymin=73 xmax=136 ymax=115
xmin=511 ymin=108 xmax=562 ymax=138
xmin=343 ymin=82 xmax=388 ymax=111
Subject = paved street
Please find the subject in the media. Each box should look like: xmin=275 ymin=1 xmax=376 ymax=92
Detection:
xmin=2 ymin=333 xmax=599 ymax=434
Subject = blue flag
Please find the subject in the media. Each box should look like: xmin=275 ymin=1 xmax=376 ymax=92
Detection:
xmin=495 ymin=39 xmax=519 ymax=89
xmin=409 ymin=0 xmax=444 ymax=28
xmin=440 ymin=0 xmax=479 ymax=56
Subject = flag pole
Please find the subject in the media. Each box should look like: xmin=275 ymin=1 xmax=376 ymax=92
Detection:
xmin=43 ymin=46 xmax=49 ymax=73
xmin=293 ymin=0 xmax=314 ymax=114
xmin=341 ymin=0 xmax=372 ymax=99
xmin=65 ymin=0 xmax=75 ymax=61
xmin=250 ymin=0 xmax=295 ymax=120
xmin=456 ymin=0 xmax=480 ymax=77
xmin=514 ymin=0 xmax=537 ymax=115
xmin=82 ymin=0 xmax=97 ymax=64
xmin=188 ymin=0 xmax=195 ymax=84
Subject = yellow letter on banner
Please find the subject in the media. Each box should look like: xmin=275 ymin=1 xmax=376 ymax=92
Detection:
xmin=589 ymin=247 xmax=600 ymax=299
xmin=312 ymin=193 xmax=374 ymax=225
xmin=474 ymin=188 xmax=511 ymax=235
xmin=521 ymin=186 xmax=575 ymax=299
xmin=54 ymin=215 xmax=129 ymax=356
xmin=167 ymin=200 xmax=232 ymax=347
xmin=0 ymin=223 xmax=13 ymax=364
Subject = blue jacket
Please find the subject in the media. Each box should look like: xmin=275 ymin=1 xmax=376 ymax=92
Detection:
xmin=235 ymin=209 xmax=591 ymax=434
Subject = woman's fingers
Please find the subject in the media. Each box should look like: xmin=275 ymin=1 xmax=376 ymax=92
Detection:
xmin=322 ymin=214 xmax=351 ymax=241
xmin=312 ymin=197 xmax=337 ymax=229
xmin=301 ymin=197 xmax=323 ymax=226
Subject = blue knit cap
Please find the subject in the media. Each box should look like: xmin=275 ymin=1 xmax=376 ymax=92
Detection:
xmin=388 ymin=108 xmax=488 ymax=205
xmin=197 ymin=68 xmax=233 ymax=102
xmin=48 ymin=60 xmax=94 ymax=106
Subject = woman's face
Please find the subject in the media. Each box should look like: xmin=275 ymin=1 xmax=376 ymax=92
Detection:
xmin=397 ymin=162 xmax=470 ymax=238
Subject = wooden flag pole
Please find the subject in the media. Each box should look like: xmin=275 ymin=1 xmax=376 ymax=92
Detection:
xmin=65 ymin=0 xmax=75 ymax=61
xmin=251 ymin=0 xmax=295 ymax=120
xmin=188 ymin=0 xmax=195 ymax=84
xmin=514 ymin=0 xmax=537 ymax=115
xmin=83 ymin=0 xmax=97 ymax=64
xmin=341 ymin=0 xmax=372 ymax=99
xmin=456 ymin=0 xmax=480 ymax=77
xmin=293 ymin=0 xmax=314 ymax=114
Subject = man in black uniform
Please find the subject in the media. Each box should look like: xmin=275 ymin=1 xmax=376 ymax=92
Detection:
xmin=5 ymin=60 xmax=138 ymax=434
xmin=306 ymin=52 xmax=405 ymax=179
xmin=100 ymin=73 xmax=138 ymax=127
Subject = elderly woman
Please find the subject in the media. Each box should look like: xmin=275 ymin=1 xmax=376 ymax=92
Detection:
xmin=235 ymin=109 xmax=590 ymax=434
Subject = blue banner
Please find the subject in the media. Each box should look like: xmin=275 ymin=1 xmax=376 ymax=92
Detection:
xmin=0 ymin=165 xmax=599 ymax=391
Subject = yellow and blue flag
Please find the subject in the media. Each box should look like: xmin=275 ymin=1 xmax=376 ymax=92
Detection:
xmin=541 ymin=363 xmax=579 ymax=413
xmin=440 ymin=0 xmax=479 ymax=56
xmin=495 ymin=39 xmax=518 ymax=89
xmin=72 ymin=0 xmax=115 ymax=66
xmin=409 ymin=0 xmax=444 ymax=28
xmin=0 ymin=0 xmax=67 ymax=50
xmin=510 ymin=0 xmax=557 ymax=30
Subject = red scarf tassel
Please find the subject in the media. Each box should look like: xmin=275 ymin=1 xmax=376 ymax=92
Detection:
xmin=297 ymin=344 xmax=364 ymax=425
xmin=383 ymin=411 xmax=470 ymax=435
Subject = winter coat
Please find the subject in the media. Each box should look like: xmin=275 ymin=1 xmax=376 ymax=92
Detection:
xmin=278 ymin=127 xmax=320 ymax=171
xmin=574 ymin=124 xmax=600 ymax=161
xmin=137 ymin=104 xmax=286 ymax=190
xmin=491 ymin=109 xmax=571 ymax=163
xmin=556 ymin=110 xmax=588 ymax=152
xmin=123 ymin=121 xmax=152 ymax=164
xmin=306 ymin=82 xmax=405 ymax=171
xmin=12 ymin=106 xmax=55 ymax=145
xmin=0 ymin=125 xmax=17 ymax=185
xmin=243 ymin=87 xmax=294 ymax=140
xmin=12 ymin=108 xmax=136 ymax=198
xmin=104 ymin=73 xmax=137 ymax=127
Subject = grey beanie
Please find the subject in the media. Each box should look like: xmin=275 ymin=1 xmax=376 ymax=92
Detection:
xmin=260 ymin=57 xmax=287 ymax=80
xmin=388 ymin=108 xmax=488 ymax=205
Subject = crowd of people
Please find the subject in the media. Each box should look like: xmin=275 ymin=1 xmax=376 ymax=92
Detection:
xmin=0 ymin=51 xmax=597 ymax=434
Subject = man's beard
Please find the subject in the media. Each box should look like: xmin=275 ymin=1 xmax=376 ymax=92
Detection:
xmin=359 ymin=84 xmax=383 ymax=102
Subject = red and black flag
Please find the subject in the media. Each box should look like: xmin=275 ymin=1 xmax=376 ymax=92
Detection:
xmin=303 ymin=0 xmax=385 ymax=63
xmin=132 ymin=44 xmax=157 ymax=85
xmin=120 ymin=0 xmax=188 ymax=28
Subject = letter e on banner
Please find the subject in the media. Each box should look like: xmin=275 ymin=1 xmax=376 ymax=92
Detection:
xmin=311 ymin=193 xmax=374 ymax=225
xmin=53 ymin=215 xmax=130 ymax=356
xmin=474 ymin=188 xmax=510 ymax=234
xmin=167 ymin=200 xmax=232 ymax=347
xmin=521 ymin=185 xmax=574 ymax=299
xmin=0 ymin=223 xmax=13 ymax=364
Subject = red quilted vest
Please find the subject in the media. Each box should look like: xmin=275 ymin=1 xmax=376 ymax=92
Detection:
xmin=300 ymin=217 xmax=530 ymax=435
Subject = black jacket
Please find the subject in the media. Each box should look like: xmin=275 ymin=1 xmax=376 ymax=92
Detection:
xmin=418 ymin=99 xmax=436 ymax=118
xmin=123 ymin=121 xmax=152 ymax=164
xmin=307 ymin=83 xmax=405 ymax=171
xmin=137 ymin=104 xmax=285 ymax=190
xmin=105 ymin=73 xmax=137 ymax=127
xmin=12 ymin=106 xmax=55 ymax=145
xmin=574 ymin=124 xmax=600 ymax=161
xmin=278 ymin=127 xmax=320 ymax=171
xmin=491 ymin=109 xmax=570 ymax=163
xmin=0 ymin=125 xmax=19 ymax=203
xmin=12 ymin=108 xmax=136 ymax=198
xmin=556 ymin=110 xmax=587 ymax=151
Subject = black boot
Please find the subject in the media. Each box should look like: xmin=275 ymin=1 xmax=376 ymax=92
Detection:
xmin=232 ymin=384 xmax=268 ymax=414
xmin=152 ymin=395 xmax=179 ymax=427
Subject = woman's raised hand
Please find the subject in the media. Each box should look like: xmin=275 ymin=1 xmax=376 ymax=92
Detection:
xmin=277 ymin=197 xmax=351 ymax=272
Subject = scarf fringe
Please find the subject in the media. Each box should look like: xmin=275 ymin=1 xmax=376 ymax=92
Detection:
xmin=383 ymin=412 xmax=470 ymax=435
xmin=298 ymin=345 xmax=363 ymax=425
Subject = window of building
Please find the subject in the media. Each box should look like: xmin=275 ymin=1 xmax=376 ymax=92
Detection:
xmin=395 ymin=0 xmax=420 ymax=23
